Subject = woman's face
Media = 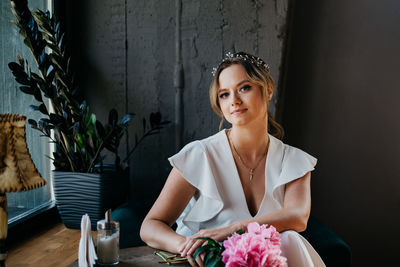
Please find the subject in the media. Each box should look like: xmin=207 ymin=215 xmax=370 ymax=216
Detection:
xmin=217 ymin=64 xmax=269 ymax=127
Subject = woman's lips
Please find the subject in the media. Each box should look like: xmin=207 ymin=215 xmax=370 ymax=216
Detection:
xmin=231 ymin=108 xmax=247 ymax=115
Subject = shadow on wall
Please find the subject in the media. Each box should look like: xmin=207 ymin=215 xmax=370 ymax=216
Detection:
xmin=282 ymin=0 xmax=400 ymax=266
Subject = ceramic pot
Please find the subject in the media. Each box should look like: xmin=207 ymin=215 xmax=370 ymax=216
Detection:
xmin=53 ymin=165 xmax=129 ymax=229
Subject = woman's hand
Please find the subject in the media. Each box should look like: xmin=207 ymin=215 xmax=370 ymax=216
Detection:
xmin=179 ymin=222 xmax=242 ymax=265
xmin=178 ymin=236 xmax=206 ymax=267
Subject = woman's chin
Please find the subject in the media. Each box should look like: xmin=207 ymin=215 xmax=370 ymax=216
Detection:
xmin=230 ymin=119 xmax=251 ymax=127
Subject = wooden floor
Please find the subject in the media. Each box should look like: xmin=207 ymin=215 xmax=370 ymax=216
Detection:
xmin=7 ymin=222 xmax=94 ymax=267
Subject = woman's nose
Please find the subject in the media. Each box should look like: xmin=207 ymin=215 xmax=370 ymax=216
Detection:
xmin=231 ymin=92 xmax=242 ymax=106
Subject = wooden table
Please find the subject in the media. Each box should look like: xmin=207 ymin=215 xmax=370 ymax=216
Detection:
xmin=69 ymin=246 xmax=190 ymax=266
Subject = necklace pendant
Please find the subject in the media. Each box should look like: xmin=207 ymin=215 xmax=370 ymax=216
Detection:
xmin=249 ymin=169 xmax=254 ymax=181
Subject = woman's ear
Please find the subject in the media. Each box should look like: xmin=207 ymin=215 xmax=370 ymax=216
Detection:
xmin=267 ymin=84 xmax=274 ymax=101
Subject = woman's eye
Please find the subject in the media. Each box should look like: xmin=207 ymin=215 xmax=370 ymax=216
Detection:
xmin=240 ymin=85 xmax=251 ymax=92
xmin=219 ymin=92 xmax=229 ymax=99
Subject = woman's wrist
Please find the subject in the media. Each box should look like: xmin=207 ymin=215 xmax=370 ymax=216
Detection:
xmin=230 ymin=221 xmax=245 ymax=234
xmin=175 ymin=235 xmax=188 ymax=253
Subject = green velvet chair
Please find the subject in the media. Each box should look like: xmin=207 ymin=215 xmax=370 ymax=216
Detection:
xmin=300 ymin=216 xmax=352 ymax=266
xmin=113 ymin=202 xmax=352 ymax=266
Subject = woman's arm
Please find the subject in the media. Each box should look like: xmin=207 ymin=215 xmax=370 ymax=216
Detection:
xmin=180 ymin=172 xmax=312 ymax=257
xmin=245 ymin=171 xmax=312 ymax=232
xmin=140 ymin=167 xmax=197 ymax=254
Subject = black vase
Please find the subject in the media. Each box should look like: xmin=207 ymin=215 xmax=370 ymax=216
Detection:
xmin=53 ymin=165 xmax=129 ymax=229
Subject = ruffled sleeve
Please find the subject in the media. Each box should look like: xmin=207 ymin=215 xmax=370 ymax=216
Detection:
xmin=168 ymin=141 xmax=224 ymax=233
xmin=270 ymin=140 xmax=317 ymax=205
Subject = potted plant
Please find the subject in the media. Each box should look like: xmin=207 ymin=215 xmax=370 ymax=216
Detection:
xmin=7 ymin=0 xmax=167 ymax=228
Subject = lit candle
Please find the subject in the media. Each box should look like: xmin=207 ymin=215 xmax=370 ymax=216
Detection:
xmin=97 ymin=231 xmax=119 ymax=264
xmin=97 ymin=209 xmax=120 ymax=265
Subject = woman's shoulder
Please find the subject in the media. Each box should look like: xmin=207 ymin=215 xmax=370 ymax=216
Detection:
xmin=268 ymin=135 xmax=317 ymax=178
xmin=179 ymin=130 xmax=226 ymax=152
xmin=270 ymin=135 xmax=316 ymax=161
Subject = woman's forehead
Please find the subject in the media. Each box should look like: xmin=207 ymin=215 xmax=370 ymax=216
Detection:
xmin=218 ymin=65 xmax=248 ymax=87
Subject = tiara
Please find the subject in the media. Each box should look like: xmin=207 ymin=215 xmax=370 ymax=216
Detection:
xmin=211 ymin=52 xmax=270 ymax=76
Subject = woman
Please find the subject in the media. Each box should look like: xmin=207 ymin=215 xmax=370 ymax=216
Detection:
xmin=140 ymin=52 xmax=325 ymax=267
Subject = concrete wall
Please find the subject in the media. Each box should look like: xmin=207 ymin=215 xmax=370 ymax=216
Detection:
xmin=66 ymin=0 xmax=289 ymax=206
xmin=282 ymin=0 xmax=400 ymax=266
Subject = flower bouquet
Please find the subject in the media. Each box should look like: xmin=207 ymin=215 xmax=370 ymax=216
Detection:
xmin=157 ymin=222 xmax=287 ymax=266
xmin=219 ymin=222 xmax=287 ymax=267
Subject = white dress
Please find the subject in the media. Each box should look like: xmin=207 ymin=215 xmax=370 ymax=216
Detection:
xmin=168 ymin=129 xmax=325 ymax=267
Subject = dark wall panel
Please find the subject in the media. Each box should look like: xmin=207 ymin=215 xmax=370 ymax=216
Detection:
xmin=67 ymin=0 xmax=290 ymax=207
xmin=283 ymin=0 xmax=400 ymax=266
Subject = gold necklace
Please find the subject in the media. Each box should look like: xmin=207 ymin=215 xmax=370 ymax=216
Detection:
xmin=228 ymin=131 xmax=268 ymax=181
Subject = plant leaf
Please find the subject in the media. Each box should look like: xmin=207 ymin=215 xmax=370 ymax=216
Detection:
xmin=75 ymin=133 xmax=84 ymax=148
xmin=49 ymin=53 xmax=64 ymax=70
xmin=207 ymin=256 xmax=223 ymax=267
xmin=86 ymin=113 xmax=96 ymax=128
xmin=196 ymin=237 xmax=219 ymax=247
xmin=72 ymin=122 xmax=80 ymax=136
xmin=28 ymin=105 xmax=39 ymax=112
xmin=28 ymin=119 xmax=37 ymax=128
xmin=8 ymin=62 xmax=23 ymax=72
xmin=33 ymin=87 xmax=43 ymax=102
xmin=95 ymin=121 xmax=105 ymax=139
xmin=120 ymin=113 xmax=134 ymax=126
xmin=150 ymin=112 xmax=161 ymax=128
xmin=108 ymin=108 xmax=118 ymax=127
xmin=19 ymin=86 xmax=34 ymax=95
xmin=193 ymin=244 xmax=213 ymax=260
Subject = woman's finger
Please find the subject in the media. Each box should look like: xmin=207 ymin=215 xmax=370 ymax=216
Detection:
xmin=195 ymin=252 xmax=205 ymax=267
xmin=180 ymin=238 xmax=196 ymax=257
xmin=187 ymin=239 xmax=205 ymax=257
xmin=186 ymin=255 xmax=197 ymax=267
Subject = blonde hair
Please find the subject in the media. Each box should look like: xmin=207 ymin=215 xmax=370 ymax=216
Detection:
xmin=209 ymin=52 xmax=284 ymax=139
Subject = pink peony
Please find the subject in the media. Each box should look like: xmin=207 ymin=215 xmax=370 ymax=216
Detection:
xmin=221 ymin=222 xmax=287 ymax=267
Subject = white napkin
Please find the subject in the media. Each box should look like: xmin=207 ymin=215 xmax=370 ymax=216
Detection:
xmin=78 ymin=214 xmax=97 ymax=267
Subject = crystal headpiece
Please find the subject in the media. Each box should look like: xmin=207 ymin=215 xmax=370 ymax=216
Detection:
xmin=211 ymin=52 xmax=270 ymax=76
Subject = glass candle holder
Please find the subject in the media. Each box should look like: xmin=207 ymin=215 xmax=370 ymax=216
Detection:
xmin=97 ymin=218 xmax=120 ymax=265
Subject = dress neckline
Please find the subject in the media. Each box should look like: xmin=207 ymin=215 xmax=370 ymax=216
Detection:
xmin=222 ymin=129 xmax=272 ymax=218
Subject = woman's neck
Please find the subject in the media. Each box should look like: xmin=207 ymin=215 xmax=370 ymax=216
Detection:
xmin=228 ymin=122 xmax=269 ymax=161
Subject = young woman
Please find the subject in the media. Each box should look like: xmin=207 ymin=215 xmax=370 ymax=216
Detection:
xmin=140 ymin=52 xmax=325 ymax=267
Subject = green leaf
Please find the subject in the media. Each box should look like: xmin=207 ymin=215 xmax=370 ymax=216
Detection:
xmin=28 ymin=105 xmax=40 ymax=112
xmin=196 ymin=237 xmax=219 ymax=247
xmin=55 ymin=71 xmax=69 ymax=89
xmin=120 ymin=113 xmax=134 ymax=126
xmin=87 ymin=129 xmax=95 ymax=136
xmin=207 ymin=256 xmax=223 ymax=267
xmin=204 ymin=251 xmax=216 ymax=265
xmin=19 ymin=86 xmax=35 ymax=95
xmin=47 ymin=42 xmax=60 ymax=54
xmin=58 ymin=32 xmax=65 ymax=50
xmin=33 ymin=11 xmax=52 ymax=34
xmin=49 ymin=53 xmax=64 ymax=70
xmin=95 ymin=121 xmax=105 ymax=139
xmin=193 ymin=244 xmax=213 ymax=260
xmin=86 ymin=113 xmax=96 ymax=128
xmin=28 ymin=119 xmax=38 ymax=128
xmin=8 ymin=62 xmax=23 ymax=72
xmin=75 ymin=133 xmax=84 ymax=148
xmin=236 ymin=229 xmax=245 ymax=235
xmin=72 ymin=122 xmax=80 ymax=136
xmin=33 ymin=87 xmax=43 ymax=102
xmin=39 ymin=103 xmax=48 ymax=115
xmin=108 ymin=109 xmax=118 ymax=127
xmin=41 ymin=31 xmax=56 ymax=44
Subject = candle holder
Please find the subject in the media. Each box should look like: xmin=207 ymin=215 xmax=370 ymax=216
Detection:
xmin=96 ymin=210 xmax=120 ymax=265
